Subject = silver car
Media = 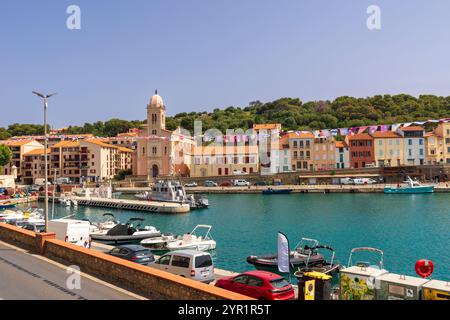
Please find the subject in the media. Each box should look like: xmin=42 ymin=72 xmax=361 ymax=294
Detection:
xmin=150 ymin=250 xmax=215 ymax=283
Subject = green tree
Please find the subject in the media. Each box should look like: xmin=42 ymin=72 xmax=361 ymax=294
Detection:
xmin=0 ymin=145 xmax=12 ymax=171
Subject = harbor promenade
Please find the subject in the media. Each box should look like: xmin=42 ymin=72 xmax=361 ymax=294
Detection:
xmin=116 ymin=182 xmax=450 ymax=194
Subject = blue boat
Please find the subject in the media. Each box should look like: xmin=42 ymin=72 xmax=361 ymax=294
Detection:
xmin=262 ymin=188 xmax=293 ymax=195
xmin=0 ymin=203 xmax=16 ymax=210
xmin=384 ymin=177 xmax=434 ymax=194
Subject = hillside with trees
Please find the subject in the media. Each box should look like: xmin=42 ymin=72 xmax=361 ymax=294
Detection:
xmin=1 ymin=94 xmax=450 ymax=137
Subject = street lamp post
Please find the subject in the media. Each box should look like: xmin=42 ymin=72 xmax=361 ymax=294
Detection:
xmin=32 ymin=91 xmax=56 ymax=232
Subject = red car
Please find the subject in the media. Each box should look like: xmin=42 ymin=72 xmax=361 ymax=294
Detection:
xmin=219 ymin=181 xmax=232 ymax=187
xmin=215 ymin=270 xmax=295 ymax=300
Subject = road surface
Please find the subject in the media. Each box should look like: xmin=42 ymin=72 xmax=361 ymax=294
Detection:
xmin=0 ymin=242 xmax=143 ymax=300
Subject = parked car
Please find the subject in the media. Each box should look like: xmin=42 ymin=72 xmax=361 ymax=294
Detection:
xmin=254 ymin=181 xmax=268 ymax=186
xmin=20 ymin=222 xmax=46 ymax=233
xmin=107 ymin=245 xmax=155 ymax=265
xmin=340 ymin=178 xmax=354 ymax=185
xmin=204 ymin=180 xmax=218 ymax=187
xmin=151 ymin=250 xmax=215 ymax=283
xmin=353 ymin=178 xmax=378 ymax=185
xmin=219 ymin=180 xmax=232 ymax=187
xmin=234 ymin=179 xmax=250 ymax=187
xmin=184 ymin=182 xmax=198 ymax=187
xmin=233 ymin=170 xmax=248 ymax=175
xmin=215 ymin=270 xmax=295 ymax=300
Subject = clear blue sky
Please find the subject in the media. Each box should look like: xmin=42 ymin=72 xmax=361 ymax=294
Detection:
xmin=1 ymin=0 xmax=450 ymax=128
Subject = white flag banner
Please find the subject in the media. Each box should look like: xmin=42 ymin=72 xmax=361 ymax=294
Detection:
xmin=278 ymin=232 xmax=290 ymax=273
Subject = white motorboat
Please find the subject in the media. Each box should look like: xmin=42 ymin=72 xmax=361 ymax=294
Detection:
xmin=90 ymin=217 xmax=161 ymax=245
xmin=89 ymin=213 xmax=119 ymax=234
xmin=140 ymin=234 xmax=180 ymax=250
xmin=134 ymin=191 xmax=149 ymax=200
xmin=163 ymin=225 xmax=216 ymax=251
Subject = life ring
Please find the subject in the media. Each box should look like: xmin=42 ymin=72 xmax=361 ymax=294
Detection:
xmin=415 ymin=259 xmax=434 ymax=278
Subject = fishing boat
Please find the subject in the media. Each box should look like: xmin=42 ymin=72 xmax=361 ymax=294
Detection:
xmin=90 ymin=217 xmax=161 ymax=245
xmin=246 ymin=238 xmax=329 ymax=272
xmin=136 ymin=180 xmax=209 ymax=209
xmin=262 ymin=188 xmax=293 ymax=195
xmin=163 ymin=225 xmax=216 ymax=251
xmin=384 ymin=176 xmax=434 ymax=194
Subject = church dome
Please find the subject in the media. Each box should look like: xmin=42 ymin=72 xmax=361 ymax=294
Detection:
xmin=149 ymin=90 xmax=165 ymax=109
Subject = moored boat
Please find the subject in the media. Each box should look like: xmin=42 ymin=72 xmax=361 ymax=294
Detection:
xmin=136 ymin=180 xmax=209 ymax=209
xmin=384 ymin=176 xmax=434 ymax=194
xmin=140 ymin=233 xmax=180 ymax=250
xmin=247 ymin=238 xmax=328 ymax=272
xmin=163 ymin=224 xmax=216 ymax=251
xmin=91 ymin=217 xmax=161 ymax=245
xmin=262 ymin=188 xmax=293 ymax=195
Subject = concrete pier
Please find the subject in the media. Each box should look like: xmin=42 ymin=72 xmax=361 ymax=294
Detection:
xmin=72 ymin=196 xmax=190 ymax=214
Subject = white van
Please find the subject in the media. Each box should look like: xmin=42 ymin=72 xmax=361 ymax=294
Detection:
xmin=340 ymin=178 xmax=354 ymax=185
xmin=55 ymin=177 xmax=70 ymax=185
xmin=48 ymin=219 xmax=92 ymax=248
xmin=234 ymin=179 xmax=250 ymax=186
xmin=353 ymin=178 xmax=377 ymax=185
xmin=151 ymin=250 xmax=215 ymax=283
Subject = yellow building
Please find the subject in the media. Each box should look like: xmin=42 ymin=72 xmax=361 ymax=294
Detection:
xmin=372 ymin=131 xmax=404 ymax=167
xmin=191 ymin=145 xmax=259 ymax=178
xmin=424 ymin=131 xmax=443 ymax=165
xmin=434 ymin=123 xmax=450 ymax=164
xmin=288 ymin=132 xmax=315 ymax=171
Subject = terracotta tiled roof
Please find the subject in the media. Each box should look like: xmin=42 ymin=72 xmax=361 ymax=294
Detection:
xmin=371 ymin=131 xmax=401 ymax=138
xmin=1 ymin=140 xmax=36 ymax=147
xmin=253 ymin=124 xmax=282 ymax=130
xmin=287 ymin=132 xmax=315 ymax=139
xmin=400 ymin=126 xmax=425 ymax=132
xmin=335 ymin=141 xmax=347 ymax=148
xmin=348 ymin=133 xmax=373 ymax=140
xmin=53 ymin=140 xmax=80 ymax=148
xmin=23 ymin=148 xmax=50 ymax=156
xmin=117 ymin=147 xmax=133 ymax=153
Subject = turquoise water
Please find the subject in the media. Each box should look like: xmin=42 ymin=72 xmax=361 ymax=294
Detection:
xmin=23 ymin=193 xmax=450 ymax=281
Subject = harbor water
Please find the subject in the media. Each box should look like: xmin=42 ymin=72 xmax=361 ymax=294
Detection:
xmin=22 ymin=193 xmax=450 ymax=281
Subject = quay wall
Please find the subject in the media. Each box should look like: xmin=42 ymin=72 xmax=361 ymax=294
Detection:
xmin=0 ymin=222 xmax=37 ymax=251
xmin=0 ymin=223 xmax=250 ymax=300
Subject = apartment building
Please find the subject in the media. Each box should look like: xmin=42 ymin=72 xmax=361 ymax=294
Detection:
xmin=424 ymin=131 xmax=443 ymax=165
xmin=253 ymin=124 xmax=282 ymax=175
xmin=313 ymin=137 xmax=336 ymax=171
xmin=190 ymin=145 xmax=259 ymax=178
xmin=288 ymin=132 xmax=315 ymax=171
xmin=21 ymin=148 xmax=50 ymax=185
xmin=347 ymin=134 xmax=374 ymax=169
xmin=433 ymin=123 xmax=450 ymax=164
xmin=1 ymin=140 xmax=43 ymax=180
xmin=335 ymin=141 xmax=350 ymax=169
xmin=372 ymin=131 xmax=404 ymax=167
xmin=397 ymin=126 xmax=425 ymax=166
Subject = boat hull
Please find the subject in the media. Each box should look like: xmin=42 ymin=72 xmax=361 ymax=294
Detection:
xmin=262 ymin=189 xmax=293 ymax=195
xmin=165 ymin=242 xmax=216 ymax=252
xmin=384 ymin=186 xmax=434 ymax=194
xmin=247 ymin=253 xmax=327 ymax=272
xmin=0 ymin=204 xmax=16 ymax=210
xmin=91 ymin=232 xmax=161 ymax=245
